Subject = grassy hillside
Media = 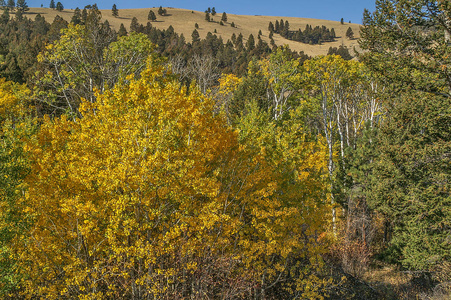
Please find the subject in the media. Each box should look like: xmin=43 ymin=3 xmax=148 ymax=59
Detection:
xmin=23 ymin=7 xmax=361 ymax=56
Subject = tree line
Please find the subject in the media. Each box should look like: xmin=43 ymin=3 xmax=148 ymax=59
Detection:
xmin=269 ymin=20 xmax=336 ymax=45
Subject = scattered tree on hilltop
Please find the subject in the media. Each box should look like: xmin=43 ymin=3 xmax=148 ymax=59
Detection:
xmin=49 ymin=0 xmax=54 ymax=9
xmin=346 ymin=26 xmax=354 ymax=39
xmin=56 ymin=1 xmax=63 ymax=11
xmin=211 ymin=6 xmax=216 ymax=16
xmin=221 ymin=11 xmax=227 ymax=22
xmin=148 ymin=9 xmax=156 ymax=21
xmin=270 ymin=20 xmax=336 ymax=44
xmin=111 ymin=4 xmax=118 ymax=17
xmin=157 ymin=6 xmax=166 ymax=16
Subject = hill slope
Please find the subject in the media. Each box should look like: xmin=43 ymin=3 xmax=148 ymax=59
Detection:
xmin=23 ymin=7 xmax=361 ymax=57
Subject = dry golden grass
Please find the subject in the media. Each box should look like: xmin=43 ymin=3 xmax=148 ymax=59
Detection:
xmin=23 ymin=7 xmax=362 ymax=57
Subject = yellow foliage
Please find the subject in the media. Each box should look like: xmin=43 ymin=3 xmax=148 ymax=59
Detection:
xmin=16 ymin=59 xmax=330 ymax=298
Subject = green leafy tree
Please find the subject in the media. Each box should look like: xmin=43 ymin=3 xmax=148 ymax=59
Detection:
xmin=147 ymin=9 xmax=156 ymax=21
xmin=360 ymin=0 xmax=451 ymax=271
xmin=34 ymin=24 xmax=152 ymax=117
xmin=111 ymin=3 xmax=118 ymax=17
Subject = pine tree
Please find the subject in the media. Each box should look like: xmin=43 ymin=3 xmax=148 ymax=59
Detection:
xmin=211 ymin=7 xmax=216 ymax=16
xmin=205 ymin=11 xmax=210 ymax=22
xmin=6 ymin=0 xmax=14 ymax=10
xmin=360 ymin=0 xmax=451 ymax=272
xmin=49 ymin=0 xmax=54 ymax=9
xmin=231 ymin=22 xmax=235 ymax=28
xmin=346 ymin=27 xmax=354 ymax=39
xmin=0 ymin=7 xmax=9 ymax=23
xmin=15 ymin=0 xmax=28 ymax=12
xmin=148 ymin=9 xmax=156 ymax=21
xmin=340 ymin=17 xmax=344 ymax=24
xmin=71 ymin=7 xmax=81 ymax=24
xmin=158 ymin=6 xmax=164 ymax=16
xmin=221 ymin=12 xmax=227 ymax=22
xmin=118 ymin=23 xmax=127 ymax=37
xmin=275 ymin=20 xmax=279 ymax=33
xmin=246 ymin=34 xmax=255 ymax=50
xmin=130 ymin=17 xmax=139 ymax=32
xmin=194 ymin=22 xmax=198 ymax=29
xmin=55 ymin=1 xmax=63 ymax=11
xmin=268 ymin=21 xmax=274 ymax=32
xmin=111 ymin=4 xmax=118 ymax=17
xmin=191 ymin=29 xmax=200 ymax=43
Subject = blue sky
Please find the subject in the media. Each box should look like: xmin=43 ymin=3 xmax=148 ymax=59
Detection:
xmin=27 ymin=0 xmax=376 ymax=24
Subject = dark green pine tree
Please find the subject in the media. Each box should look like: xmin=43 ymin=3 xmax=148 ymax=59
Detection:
xmin=118 ymin=23 xmax=127 ymax=37
xmin=148 ymin=9 xmax=156 ymax=21
xmin=346 ymin=26 xmax=354 ymax=39
xmin=205 ymin=11 xmax=210 ymax=22
xmin=268 ymin=21 xmax=274 ymax=32
xmin=221 ymin=12 xmax=227 ymax=22
xmin=49 ymin=0 xmax=54 ymax=9
xmin=6 ymin=0 xmax=14 ymax=10
xmin=130 ymin=16 xmax=139 ymax=32
xmin=211 ymin=7 xmax=216 ymax=16
xmin=16 ymin=0 xmax=28 ymax=12
xmin=340 ymin=17 xmax=344 ymax=24
xmin=158 ymin=6 xmax=164 ymax=16
xmin=71 ymin=7 xmax=81 ymax=24
xmin=246 ymin=34 xmax=255 ymax=50
xmin=55 ymin=1 xmax=63 ymax=11
xmin=275 ymin=20 xmax=279 ymax=33
xmin=0 ymin=8 xmax=9 ymax=24
xmin=191 ymin=28 xmax=200 ymax=43
xmin=111 ymin=4 xmax=118 ymax=17
xmin=360 ymin=0 xmax=451 ymax=272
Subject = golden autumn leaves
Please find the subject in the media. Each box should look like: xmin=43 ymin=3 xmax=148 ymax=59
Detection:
xmin=1 ymin=58 xmax=332 ymax=298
